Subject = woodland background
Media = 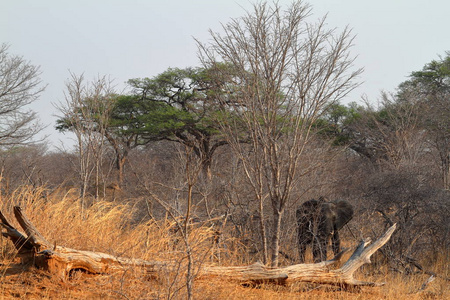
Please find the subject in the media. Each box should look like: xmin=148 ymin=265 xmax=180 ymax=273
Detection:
xmin=0 ymin=1 xmax=448 ymax=298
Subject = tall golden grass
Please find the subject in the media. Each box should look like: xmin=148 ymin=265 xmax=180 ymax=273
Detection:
xmin=0 ymin=186 xmax=448 ymax=299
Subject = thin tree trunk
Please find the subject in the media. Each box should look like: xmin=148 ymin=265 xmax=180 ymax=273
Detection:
xmin=442 ymin=156 xmax=449 ymax=190
xmin=270 ymin=208 xmax=282 ymax=267
xmin=258 ymin=195 xmax=268 ymax=265
xmin=117 ymin=155 xmax=127 ymax=187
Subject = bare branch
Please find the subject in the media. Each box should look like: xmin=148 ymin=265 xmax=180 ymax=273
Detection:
xmin=0 ymin=44 xmax=46 ymax=147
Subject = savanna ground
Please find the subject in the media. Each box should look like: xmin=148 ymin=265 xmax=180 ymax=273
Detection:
xmin=0 ymin=187 xmax=448 ymax=300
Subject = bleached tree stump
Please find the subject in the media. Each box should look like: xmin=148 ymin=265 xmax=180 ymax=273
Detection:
xmin=1 ymin=206 xmax=396 ymax=287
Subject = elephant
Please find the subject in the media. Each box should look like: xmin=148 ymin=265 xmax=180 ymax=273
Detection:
xmin=296 ymin=197 xmax=354 ymax=263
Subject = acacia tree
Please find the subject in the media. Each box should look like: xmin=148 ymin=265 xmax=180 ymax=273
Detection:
xmin=58 ymin=66 xmax=241 ymax=187
xmin=198 ymin=1 xmax=362 ymax=266
xmin=128 ymin=66 xmax=235 ymax=178
xmin=0 ymin=44 xmax=45 ymax=147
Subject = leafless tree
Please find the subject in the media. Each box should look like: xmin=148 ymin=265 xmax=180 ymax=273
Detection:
xmin=55 ymin=73 xmax=115 ymax=210
xmin=0 ymin=44 xmax=45 ymax=147
xmin=198 ymin=1 xmax=362 ymax=266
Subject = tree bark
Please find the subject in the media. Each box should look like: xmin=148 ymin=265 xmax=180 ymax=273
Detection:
xmin=270 ymin=208 xmax=282 ymax=267
xmin=1 ymin=206 xmax=396 ymax=288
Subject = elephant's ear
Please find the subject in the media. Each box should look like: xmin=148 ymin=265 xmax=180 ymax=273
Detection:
xmin=333 ymin=200 xmax=354 ymax=230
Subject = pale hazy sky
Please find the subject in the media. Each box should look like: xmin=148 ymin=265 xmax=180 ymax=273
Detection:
xmin=1 ymin=0 xmax=448 ymax=149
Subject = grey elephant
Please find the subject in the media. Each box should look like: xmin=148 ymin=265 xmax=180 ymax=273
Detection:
xmin=296 ymin=197 xmax=354 ymax=263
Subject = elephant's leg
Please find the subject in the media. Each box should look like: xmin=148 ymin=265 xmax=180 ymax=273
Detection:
xmin=298 ymin=229 xmax=311 ymax=263
xmin=331 ymin=229 xmax=341 ymax=256
xmin=298 ymin=241 xmax=307 ymax=263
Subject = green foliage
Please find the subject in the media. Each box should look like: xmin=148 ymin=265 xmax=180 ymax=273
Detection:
xmin=55 ymin=117 xmax=73 ymax=132
xmin=314 ymin=102 xmax=362 ymax=145
xmin=399 ymin=51 xmax=450 ymax=97
xmin=397 ymin=52 xmax=450 ymax=132
xmin=128 ymin=67 xmax=225 ymax=137
xmin=108 ymin=95 xmax=193 ymax=140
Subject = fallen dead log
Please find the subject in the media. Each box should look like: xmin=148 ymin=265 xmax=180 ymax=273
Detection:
xmin=1 ymin=206 xmax=396 ymax=287
xmin=202 ymin=224 xmax=396 ymax=287
xmin=0 ymin=206 xmax=167 ymax=278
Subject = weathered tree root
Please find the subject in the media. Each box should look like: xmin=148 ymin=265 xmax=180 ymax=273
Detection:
xmin=1 ymin=206 xmax=396 ymax=287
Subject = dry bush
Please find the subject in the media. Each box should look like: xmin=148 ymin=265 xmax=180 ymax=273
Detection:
xmin=0 ymin=185 xmax=221 ymax=299
xmin=356 ymin=169 xmax=449 ymax=273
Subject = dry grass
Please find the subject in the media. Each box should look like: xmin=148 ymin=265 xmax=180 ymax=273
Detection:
xmin=0 ymin=186 xmax=448 ymax=299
